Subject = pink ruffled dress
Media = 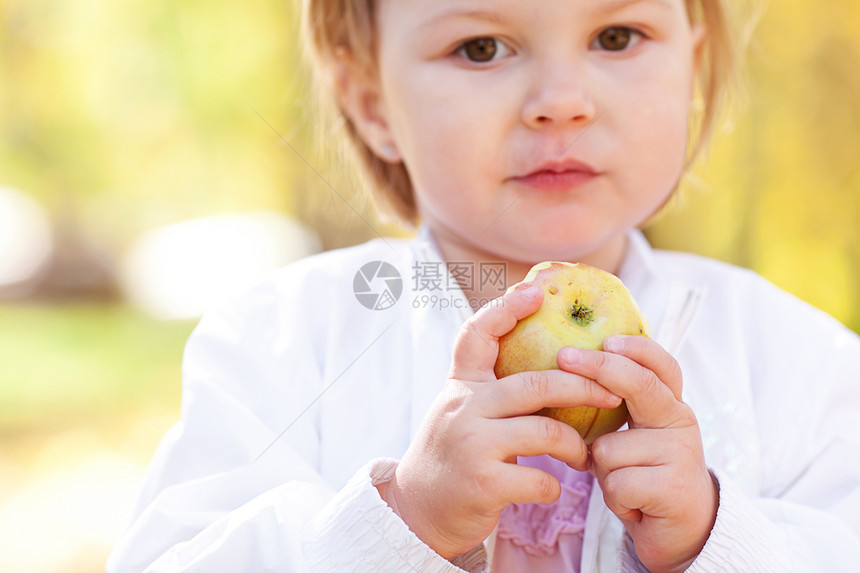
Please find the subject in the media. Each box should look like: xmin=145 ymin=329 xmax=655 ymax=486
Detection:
xmin=491 ymin=455 xmax=593 ymax=572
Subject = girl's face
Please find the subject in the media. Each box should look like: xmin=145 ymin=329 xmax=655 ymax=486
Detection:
xmin=372 ymin=0 xmax=704 ymax=273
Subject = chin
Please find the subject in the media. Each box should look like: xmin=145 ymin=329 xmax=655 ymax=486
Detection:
xmin=507 ymin=227 xmax=607 ymax=260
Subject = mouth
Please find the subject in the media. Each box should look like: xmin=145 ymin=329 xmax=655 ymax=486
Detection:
xmin=511 ymin=159 xmax=600 ymax=192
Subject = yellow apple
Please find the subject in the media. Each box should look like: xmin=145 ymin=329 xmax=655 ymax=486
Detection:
xmin=494 ymin=261 xmax=650 ymax=444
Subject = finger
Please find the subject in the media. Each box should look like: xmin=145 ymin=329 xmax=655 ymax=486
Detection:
xmin=589 ymin=428 xmax=667 ymax=483
xmin=495 ymin=463 xmax=562 ymax=506
xmin=557 ymin=346 xmax=681 ymax=429
xmin=480 ymin=369 xmax=622 ymax=418
xmin=449 ymin=283 xmax=543 ymax=382
xmin=600 ymin=465 xmax=658 ymax=522
xmin=488 ymin=416 xmax=590 ymax=471
xmin=591 ymin=429 xmax=707 ymax=521
xmin=603 ymin=335 xmax=683 ymax=400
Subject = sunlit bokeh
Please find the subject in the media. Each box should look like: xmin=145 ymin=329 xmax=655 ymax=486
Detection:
xmin=0 ymin=186 xmax=53 ymax=289
xmin=120 ymin=212 xmax=322 ymax=319
xmin=1 ymin=1 xmax=857 ymax=571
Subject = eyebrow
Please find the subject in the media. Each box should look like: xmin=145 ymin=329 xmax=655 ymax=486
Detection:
xmin=423 ymin=8 xmax=509 ymax=28
xmin=423 ymin=0 xmax=674 ymax=29
xmin=599 ymin=0 xmax=675 ymax=12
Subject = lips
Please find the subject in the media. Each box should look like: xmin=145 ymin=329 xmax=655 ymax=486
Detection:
xmin=511 ymin=158 xmax=600 ymax=192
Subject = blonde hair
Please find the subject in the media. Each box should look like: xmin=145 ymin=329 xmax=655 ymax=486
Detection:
xmin=302 ymin=0 xmax=755 ymax=228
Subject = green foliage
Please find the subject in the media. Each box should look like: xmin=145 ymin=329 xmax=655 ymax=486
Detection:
xmin=0 ymin=303 xmax=195 ymax=431
xmin=0 ymin=0 xmax=309 ymax=248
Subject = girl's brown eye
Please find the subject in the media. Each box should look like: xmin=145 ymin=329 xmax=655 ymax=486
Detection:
xmin=462 ymin=38 xmax=498 ymax=62
xmin=597 ymin=27 xmax=633 ymax=51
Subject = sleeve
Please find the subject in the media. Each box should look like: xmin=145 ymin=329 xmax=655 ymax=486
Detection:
xmin=686 ymin=468 xmax=860 ymax=572
xmin=105 ymin=280 xmax=481 ymax=572
xmin=303 ymin=458 xmax=488 ymax=573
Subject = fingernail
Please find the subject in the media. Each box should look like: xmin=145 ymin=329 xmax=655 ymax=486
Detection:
xmin=523 ymin=286 xmax=541 ymax=298
xmin=604 ymin=336 xmax=624 ymax=353
xmin=560 ymin=346 xmax=581 ymax=365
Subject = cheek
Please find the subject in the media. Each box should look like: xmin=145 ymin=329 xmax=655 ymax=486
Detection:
xmin=638 ymin=97 xmax=689 ymax=162
xmin=624 ymin=65 xmax=693 ymax=173
xmin=607 ymin=83 xmax=691 ymax=213
xmin=387 ymin=71 xmax=507 ymax=194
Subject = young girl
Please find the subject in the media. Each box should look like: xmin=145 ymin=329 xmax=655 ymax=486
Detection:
xmin=108 ymin=0 xmax=860 ymax=571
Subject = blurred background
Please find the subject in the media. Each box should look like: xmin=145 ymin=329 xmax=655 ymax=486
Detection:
xmin=0 ymin=0 xmax=857 ymax=571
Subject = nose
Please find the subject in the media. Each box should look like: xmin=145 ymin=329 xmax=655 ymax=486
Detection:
xmin=521 ymin=62 xmax=598 ymax=129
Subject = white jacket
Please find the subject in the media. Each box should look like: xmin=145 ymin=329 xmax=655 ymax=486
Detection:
xmin=108 ymin=228 xmax=860 ymax=572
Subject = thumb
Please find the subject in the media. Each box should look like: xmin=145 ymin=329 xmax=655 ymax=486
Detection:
xmin=449 ymin=284 xmax=543 ymax=382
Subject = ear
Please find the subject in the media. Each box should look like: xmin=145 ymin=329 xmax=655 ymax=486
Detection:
xmin=334 ymin=50 xmax=402 ymax=163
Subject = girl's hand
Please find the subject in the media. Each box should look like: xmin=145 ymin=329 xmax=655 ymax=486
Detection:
xmin=376 ymin=284 xmax=624 ymax=559
xmin=558 ymin=336 xmax=718 ymax=573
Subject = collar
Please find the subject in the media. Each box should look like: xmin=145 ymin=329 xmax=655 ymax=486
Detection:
xmin=620 ymin=229 xmax=706 ymax=354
